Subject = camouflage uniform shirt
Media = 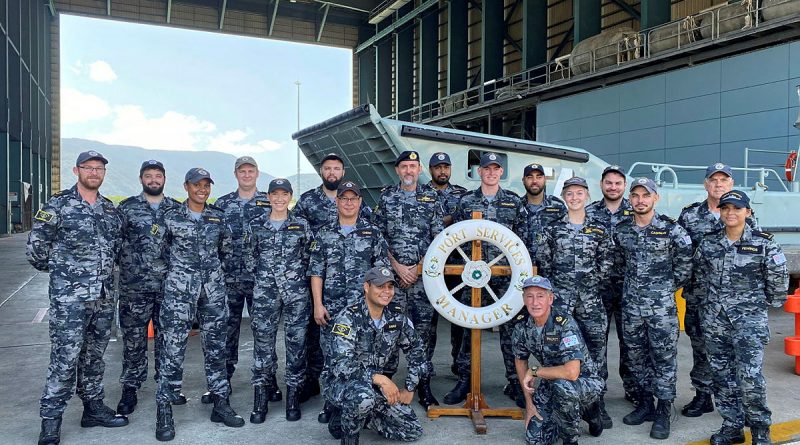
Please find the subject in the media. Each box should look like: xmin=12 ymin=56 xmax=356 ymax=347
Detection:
xmin=294 ymin=185 xmax=372 ymax=231
xmin=214 ymin=190 xmax=271 ymax=283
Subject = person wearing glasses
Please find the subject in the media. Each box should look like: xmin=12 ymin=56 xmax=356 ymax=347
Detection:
xmin=307 ymin=181 xmax=389 ymax=431
xmin=294 ymin=152 xmax=372 ymax=413
xmin=28 ymin=151 xmax=128 ymax=445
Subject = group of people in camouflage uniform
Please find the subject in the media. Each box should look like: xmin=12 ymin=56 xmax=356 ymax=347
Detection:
xmin=27 ymin=148 xmax=789 ymax=445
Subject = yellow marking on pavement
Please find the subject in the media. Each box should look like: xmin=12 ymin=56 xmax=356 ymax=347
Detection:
xmin=686 ymin=418 xmax=800 ymax=444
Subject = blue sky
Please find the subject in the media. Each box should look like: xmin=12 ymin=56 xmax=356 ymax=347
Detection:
xmin=60 ymin=14 xmax=354 ymax=176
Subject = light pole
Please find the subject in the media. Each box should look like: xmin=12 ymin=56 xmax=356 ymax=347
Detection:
xmin=295 ymin=80 xmax=301 ymax=188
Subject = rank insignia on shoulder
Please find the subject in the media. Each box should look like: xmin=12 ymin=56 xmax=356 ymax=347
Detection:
xmin=332 ymin=324 xmax=352 ymax=337
xmin=659 ymin=214 xmax=677 ymax=224
xmin=754 ymin=231 xmax=774 ymax=241
xmin=34 ymin=210 xmax=54 ymax=222
xmin=150 ymin=224 xmax=160 ymax=235
xmin=555 ymin=315 xmax=568 ymax=326
xmin=516 ymin=314 xmax=525 ymax=321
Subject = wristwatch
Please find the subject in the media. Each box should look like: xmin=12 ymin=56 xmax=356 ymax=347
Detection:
xmin=528 ymin=366 xmax=539 ymax=377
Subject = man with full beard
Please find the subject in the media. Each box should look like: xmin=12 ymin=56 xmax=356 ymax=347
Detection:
xmin=294 ymin=152 xmax=372 ymax=419
xmin=520 ymin=164 xmax=566 ymax=264
xmin=116 ymin=160 xmax=183 ymax=416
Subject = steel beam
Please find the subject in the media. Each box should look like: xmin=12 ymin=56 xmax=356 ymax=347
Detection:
xmin=316 ymin=4 xmax=330 ymax=41
xmin=356 ymin=0 xmax=437 ymax=53
xmin=551 ymin=24 xmax=573 ymax=60
xmin=395 ymin=19 xmax=413 ymax=119
xmin=9 ymin=140 xmax=21 ymax=227
xmin=420 ymin=7 xmax=438 ymax=104
xmin=482 ymin=0 xmax=504 ymax=83
xmin=0 ymin=133 xmax=8 ymax=235
xmin=641 ymin=0 xmax=671 ymax=29
xmin=448 ymin=0 xmax=468 ymax=95
xmin=219 ymin=0 xmax=227 ymax=29
xmin=107 ymin=0 xmax=111 ymax=15
xmin=522 ymin=0 xmax=547 ymax=69
xmin=573 ymin=0 xmax=600 ymax=44
xmin=167 ymin=0 xmax=172 ymax=23
xmin=269 ymin=0 xmax=280 ymax=36
xmin=609 ymin=0 xmax=641 ymax=21
xmin=48 ymin=0 xmax=57 ymax=17
xmin=376 ymin=40 xmax=392 ymax=116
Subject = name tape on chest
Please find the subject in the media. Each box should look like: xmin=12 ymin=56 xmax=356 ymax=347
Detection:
xmin=648 ymin=229 xmax=668 ymax=238
xmin=736 ymin=244 xmax=764 ymax=255
xmin=203 ymin=216 xmax=222 ymax=224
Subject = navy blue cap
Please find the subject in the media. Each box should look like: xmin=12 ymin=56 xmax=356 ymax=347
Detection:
xmin=480 ymin=152 xmax=503 ymax=168
xmin=602 ymin=164 xmax=625 ymax=178
xmin=705 ymin=162 xmax=733 ymax=179
xmin=268 ymin=178 xmax=293 ymax=194
xmin=76 ymin=150 xmax=108 ymax=166
xmin=523 ymin=163 xmax=545 ymax=176
xmin=321 ymin=152 xmax=343 ymax=164
xmin=235 ymin=156 xmax=258 ymax=170
xmin=718 ymin=190 xmax=750 ymax=209
xmin=364 ymin=266 xmax=396 ymax=285
xmin=522 ymin=275 xmax=553 ymax=291
xmin=630 ymin=177 xmax=657 ymax=194
xmin=140 ymin=159 xmax=165 ymax=174
xmin=337 ymin=180 xmax=362 ymax=197
xmin=395 ymin=150 xmax=421 ymax=166
xmin=429 ymin=152 xmax=451 ymax=167
xmin=184 ymin=167 xmax=214 ymax=184
xmin=563 ymin=176 xmax=589 ymax=189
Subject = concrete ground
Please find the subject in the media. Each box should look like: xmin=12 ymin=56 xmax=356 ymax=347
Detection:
xmin=1 ymin=233 xmax=799 ymax=445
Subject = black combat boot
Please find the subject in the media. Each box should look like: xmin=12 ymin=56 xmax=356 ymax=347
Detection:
xmin=682 ymin=392 xmax=714 ymax=417
xmin=300 ymin=378 xmax=320 ymax=403
xmin=201 ymin=391 xmax=213 ymax=404
xmin=506 ymin=380 xmax=526 ymax=409
xmin=340 ymin=432 xmax=359 ymax=445
xmin=562 ymin=437 xmax=578 ymax=445
xmin=155 ymin=402 xmax=174 ymax=442
xmin=328 ymin=406 xmax=343 ymax=439
xmin=80 ymin=400 xmax=129 ymax=428
xmin=249 ymin=386 xmax=269 ymax=424
xmin=38 ymin=417 xmax=61 ymax=445
xmin=416 ymin=378 xmax=440 ymax=410
xmin=751 ymin=426 xmax=772 ymax=445
xmin=710 ymin=425 xmax=745 ymax=445
xmin=285 ymin=386 xmax=301 ymax=421
xmin=649 ymin=399 xmax=672 ymax=440
xmin=585 ymin=400 xmax=605 ymax=437
xmin=598 ymin=396 xmax=613 ymax=429
xmin=268 ymin=375 xmax=282 ymax=402
xmin=173 ymin=393 xmax=187 ymax=405
xmin=622 ymin=394 xmax=655 ymax=425
xmin=318 ymin=401 xmax=333 ymax=423
xmin=210 ymin=394 xmax=245 ymax=427
xmin=443 ymin=375 xmax=470 ymax=405
xmin=116 ymin=386 xmax=137 ymax=415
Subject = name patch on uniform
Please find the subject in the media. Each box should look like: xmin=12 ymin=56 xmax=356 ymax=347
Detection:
xmin=332 ymin=324 xmax=351 ymax=337
xmin=204 ymin=216 xmax=222 ymax=223
xmin=34 ymin=210 xmax=54 ymax=222
xmin=286 ymin=224 xmax=303 ymax=231
xmin=498 ymin=201 xmax=516 ymax=208
xmin=562 ymin=335 xmax=579 ymax=347
xmin=648 ymin=230 xmax=668 ymax=238
xmin=150 ymin=224 xmax=160 ymax=235
xmin=544 ymin=207 xmax=561 ymax=213
xmin=773 ymin=253 xmax=787 ymax=265
xmin=256 ymin=201 xmax=271 ymax=207
xmin=417 ymin=196 xmax=435 ymax=203
xmin=385 ymin=323 xmax=399 ymax=332
xmin=582 ymin=226 xmax=604 ymax=235
xmin=355 ymin=229 xmax=373 ymax=236
xmin=544 ymin=334 xmax=560 ymax=345
xmin=736 ymin=245 xmax=763 ymax=254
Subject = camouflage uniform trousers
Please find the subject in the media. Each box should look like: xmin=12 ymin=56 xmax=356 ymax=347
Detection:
xmin=384 ymin=280 xmax=436 ymax=377
xmin=157 ymin=279 xmax=231 ymax=403
xmin=119 ymin=290 xmax=163 ymax=389
xmin=525 ymin=376 xmax=603 ymax=445
xmin=621 ymin=299 xmax=679 ymax=401
xmin=40 ymin=298 xmax=115 ymax=418
xmin=701 ymin=301 xmax=771 ymax=428
xmin=601 ymin=281 xmax=638 ymax=396
xmin=683 ymin=289 xmax=714 ymax=395
xmin=331 ymin=379 xmax=422 ymax=441
xmin=567 ymin=297 xmax=608 ymax=395
xmin=250 ymin=289 xmax=310 ymax=388
xmin=455 ymin=277 xmax=521 ymax=383
xmin=305 ymin=314 xmax=324 ymax=381
xmin=224 ymin=280 xmax=254 ymax=378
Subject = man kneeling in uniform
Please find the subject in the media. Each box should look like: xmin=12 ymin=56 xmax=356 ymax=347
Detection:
xmin=514 ymin=276 xmax=604 ymax=445
xmin=325 ymin=267 xmax=428 ymax=444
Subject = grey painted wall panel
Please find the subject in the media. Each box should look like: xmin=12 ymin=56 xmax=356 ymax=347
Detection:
xmin=537 ymin=41 xmax=800 ymax=188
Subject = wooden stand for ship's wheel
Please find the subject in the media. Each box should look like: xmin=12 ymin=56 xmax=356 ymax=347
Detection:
xmin=425 ymin=211 xmax=525 ymax=434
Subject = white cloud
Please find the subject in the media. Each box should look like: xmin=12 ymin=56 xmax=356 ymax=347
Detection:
xmin=68 ymin=60 xmax=83 ymax=75
xmin=88 ymin=60 xmax=117 ymax=82
xmin=90 ymin=106 xmax=216 ymax=151
xmin=61 ymin=87 xmax=111 ymax=125
xmin=208 ymin=129 xmax=282 ymax=156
